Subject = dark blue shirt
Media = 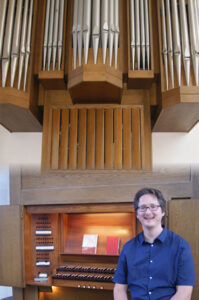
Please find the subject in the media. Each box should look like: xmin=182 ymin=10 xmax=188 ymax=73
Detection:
xmin=113 ymin=227 xmax=195 ymax=300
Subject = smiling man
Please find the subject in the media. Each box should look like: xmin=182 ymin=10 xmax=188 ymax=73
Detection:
xmin=113 ymin=188 xmax=195 ymax=300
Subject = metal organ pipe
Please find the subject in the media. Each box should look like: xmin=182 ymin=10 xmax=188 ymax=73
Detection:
xmin=43 ymin=0 xmax=51 ymax=70
xmin=101 ymin=0 xmax=109 ymax=65
xmin=72 ymin=0 xmax=78 ymax=69
xmin=161 ymin=0 xmax=169 ymax=90
xmin=130 ymin=0 xmax=135 ymax=70
xmin=92 ymin=0 xmax=100 ymax=64
xmin=58 ymin=0 xmax=65 ymax=70
xmin=144 ymin=0 xmax=150 ymax=70
xmin=171 ymin=0 xmax=181 ymax=86
xmin=43 ymin=0 xmax=65 ymax=71
xmin=18 ymin=0 xmax=29 ymax=90
xmin=2 ymin=0 xmax=16 ymax=88
xmin=129 ymin=0 xmax=151 ymax=71
xmin=52 ymin=0 xmax=60 ymax=70
xmin=83 ymin=0 xmax=92 ymax=65
xmin=11 ymin=0 xmax=23 ymax=88
xmin=0 ymin=0 xmax=8 ymax=60
xmin=160 ymin=0 xmax=199 ymax=88
xmin=70 ymin=0 xmax=120 ymax=69
xmin=77 ymin=0 xmax=83 ymax=67
xmin=114 ymin=0 xmax=120 ymax=69
xmin=23 ymin=0 xmax=33 ymax=91
xmin=179 ymin=0 xmax=191 ymax=86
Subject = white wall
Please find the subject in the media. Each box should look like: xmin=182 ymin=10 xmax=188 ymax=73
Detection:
xmin=152 ymin=122 xmax=199 ymax=168
xmin=0 ymin=122 xmax=199 ymax=299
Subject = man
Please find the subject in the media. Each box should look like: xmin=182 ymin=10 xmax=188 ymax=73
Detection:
xmin=113 ymin=188 xmax=195 ymax=300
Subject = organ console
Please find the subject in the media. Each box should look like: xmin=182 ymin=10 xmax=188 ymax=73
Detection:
xmin=22 ymin=204 xmax=136 ymax=295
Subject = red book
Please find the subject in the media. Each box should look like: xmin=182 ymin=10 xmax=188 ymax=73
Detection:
xmin=106 ymin=236 xmax=120 ymax=255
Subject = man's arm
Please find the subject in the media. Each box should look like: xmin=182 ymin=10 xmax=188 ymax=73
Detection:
xmin=113 ymin=283 xmax=128 ymax=300
xmin=170 ymin=286 xmax=193 ymax=300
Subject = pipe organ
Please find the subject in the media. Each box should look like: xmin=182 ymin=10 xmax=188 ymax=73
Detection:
xmin=1 ymin=0 xmax=198 ymax=133
xmin=1 ymin=1 xmax=199 ymax=299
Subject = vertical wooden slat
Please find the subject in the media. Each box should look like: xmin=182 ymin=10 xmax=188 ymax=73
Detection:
xmin=41 ymin=104 xmax=53 ymax=171
xmin=87 ymin=109 xmax=95 ymax=169
xmin=105 ymin=108 xmax=113 ymax=169
xmin=123 ymin=108 xmax=132 ymax=169
xmin=141 ymin=92 xmax=152 ymax=170
xmin=114 ymin=107 xmax=122 ymax=169
xmin=0 ymin=207 xmax=24 ymax=287
xmin=78 ymin=109 xmax=87 ymax=169
xmin=60 ymin=109 xmax=69 ymax=169
xmin=132 ymin=107 xmax=141 ymax=170
xmin=13 ymin=288 xmax=24 ymax=300
xmin=69 ymin=109 xmax=78 ymax=169
xmin=24 ymin=286 xmax=38 ymax=300
xmin=51 ymin=108 xmax=60 ymax=169
xmin=96 ymin=108 xmax=104 ymax=169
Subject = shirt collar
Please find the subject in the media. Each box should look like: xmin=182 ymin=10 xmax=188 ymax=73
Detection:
xmin=138 ymin=226 xmax=168 ymax=245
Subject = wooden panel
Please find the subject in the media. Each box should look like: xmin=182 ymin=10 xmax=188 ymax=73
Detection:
xmin=87 ymin=109 xmax=95 ymax=169
xmin=132 ymin=107 xmax=141 ymax=169
xmin=95 ymin=109 xmax=104 ymax=169
xmin=0 ymin=206 xmax=24 ymax=287
xmin=21 ymin=179 xmax=192 ymax=205
xmin=63 ymin=212 xmax=136 ymax=255
xmin=13 ymin=287 xmax=24 ymax=300
xmin=24 ymin=286 xmax=38 ymax=300
xmin=27 ymin=203 xmax=135 ymax=214
xmin=105 ymin=108 xmax=113 ymax=169
xmin=51 ymin=109 xmax=60 ymax=169
xmin=60 ymin=109 xmax=69 ymax=169
xmin=141 ymin=93 xmax=152 ymax=170
xmin=114 ymin=108 xmax=122 ymax=169
xmin=123 ymin=108 xmax=132 ymax=169
xmin=41 ymin=103 xmax=151 ymax=171
xmin=69 ymin=109 xmax=78 ymax=169
xmin=22 ymin=168 xmax=191 ymax=190
xmin=10 ymin=167 xmax=21 ymax=205
xmin=168 ymin=199 xmax=199 ymax=300
xmin=42 ymin=105 xmax=53 ymax=170
xmin=40 ymin=286 xmax=115 ymax=300
xmin=78 ymin=109 xmax=87 ymax=169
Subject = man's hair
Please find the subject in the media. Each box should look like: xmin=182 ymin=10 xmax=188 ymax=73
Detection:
xmin=133 ymin=187 xmax=166 ymax=211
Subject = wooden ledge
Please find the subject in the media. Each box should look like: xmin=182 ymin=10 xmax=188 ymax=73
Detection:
xmin=68 ymin=65 xmax=123 ymax=103
xmin=38 ymin=70 xmax=67 ymax=90
xmin=162 ymin=86 xmax=199 ymax=108
xmin=127 ymin=70 xmax=154 ymax=89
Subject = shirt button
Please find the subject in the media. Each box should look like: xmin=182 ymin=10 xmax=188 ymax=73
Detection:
xmin=150 ymin=260 xmax=153 ymax=263
xmin=149 ymin=291 xmax=152 ymax=295
xmin=151 ymin=244 xmax=154 ymax=247
xmin=149 ymin=276 xmax=152 ymax=280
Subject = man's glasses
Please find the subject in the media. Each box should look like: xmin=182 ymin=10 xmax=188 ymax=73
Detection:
xmin=137 ymin=204 xmax=161 ymax=212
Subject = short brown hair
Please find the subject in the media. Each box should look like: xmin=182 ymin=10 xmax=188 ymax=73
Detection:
xmin=134 ymin=188 xmax=166 ymax=212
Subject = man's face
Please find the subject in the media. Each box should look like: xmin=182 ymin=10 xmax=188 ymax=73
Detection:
xmin=136 ymin=194 xmax=165 ymax=229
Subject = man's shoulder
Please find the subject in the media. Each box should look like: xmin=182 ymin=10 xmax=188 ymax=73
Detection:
xmin=166 ymin=228 xmax=190 ymax=247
